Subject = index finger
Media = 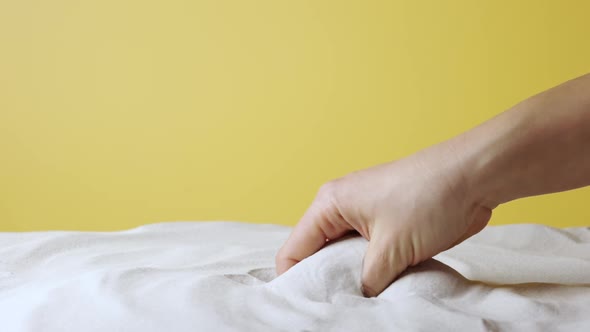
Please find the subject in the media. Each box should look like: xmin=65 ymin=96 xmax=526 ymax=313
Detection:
xmin=275 ymin=200 xmax=352 ymax=275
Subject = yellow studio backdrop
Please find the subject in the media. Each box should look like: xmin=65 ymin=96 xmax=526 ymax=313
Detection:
xmin=1 ymin=1 xmax=589 ymax=231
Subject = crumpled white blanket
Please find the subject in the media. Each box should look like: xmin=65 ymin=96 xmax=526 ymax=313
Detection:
xmin=0 ymin=222 xmax=589 ymax=331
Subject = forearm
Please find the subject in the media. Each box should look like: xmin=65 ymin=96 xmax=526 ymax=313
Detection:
xmin=453 ymin=74 xmax=590 ymax=208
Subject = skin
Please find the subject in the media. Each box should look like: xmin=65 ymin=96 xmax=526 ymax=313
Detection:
xmin=275 ymin=73 xmax=590 ymax=297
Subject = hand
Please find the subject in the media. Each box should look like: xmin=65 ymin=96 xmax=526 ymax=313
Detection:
xmin=275 ymin=142 xmax=493 ymax=297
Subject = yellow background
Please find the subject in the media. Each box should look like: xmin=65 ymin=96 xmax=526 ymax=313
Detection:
xmin=1 ymin=1 xmax=589 ymax=231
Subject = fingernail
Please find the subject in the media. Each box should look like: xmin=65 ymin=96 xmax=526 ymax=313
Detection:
xmin=361 ymin=284 xmax=376 ymax=298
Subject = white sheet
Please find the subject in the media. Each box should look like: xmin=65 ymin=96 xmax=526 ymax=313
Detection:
xmin=0 ymin=222 xmax=589 ymax=331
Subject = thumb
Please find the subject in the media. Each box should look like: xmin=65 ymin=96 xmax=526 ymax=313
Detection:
xmin=361 ymin=232 xmax=410 ymax=298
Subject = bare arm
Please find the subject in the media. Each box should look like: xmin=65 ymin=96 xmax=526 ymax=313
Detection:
xmin=457 ymin=73 xmax=590 ymax=208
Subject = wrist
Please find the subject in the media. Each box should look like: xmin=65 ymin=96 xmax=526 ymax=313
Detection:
xmin=447 ymin=112 xmax=524 ymax=210
xmin=443 ymin=133 xmax=508 ymax=212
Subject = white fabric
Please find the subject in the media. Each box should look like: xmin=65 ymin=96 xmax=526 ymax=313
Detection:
xmin=0 ymin=222 xmax=589 ymax=331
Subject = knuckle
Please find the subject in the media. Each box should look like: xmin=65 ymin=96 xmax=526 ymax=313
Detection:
xmin=275 ymin=249 xmax=295 ymax=267
xmin=275 ymin=251 xmax=285 ymax=265
xmin=276 ymin=243 xmax=293 ymax=258
xmin=318 ymin=215 xmax=340 ymax=239
xmin=316 ymin=180 xmax=343 ymax=207
xmin=275 ymin=247 xmax=286 ymax=260
xmin=317 ymin=182 xmax=336 ymax=197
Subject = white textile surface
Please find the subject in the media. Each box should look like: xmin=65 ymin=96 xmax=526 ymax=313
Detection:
xmin=0 ymin=222 xmax=589 ymax=331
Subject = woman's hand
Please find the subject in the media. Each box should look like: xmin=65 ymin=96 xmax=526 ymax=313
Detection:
xmin=275 ymin=142 xmax=493 ymax=297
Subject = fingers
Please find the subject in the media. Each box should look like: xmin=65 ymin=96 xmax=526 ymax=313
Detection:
xmin=276 ymin=185 xmax=353 ymax=276
xmin=275 ymin=209 xmax=327 ymax=275
xmin=360 ymin=208 xmax=493 ymax=298
xmin=361 ymin=230 xmax=410 ymax=298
